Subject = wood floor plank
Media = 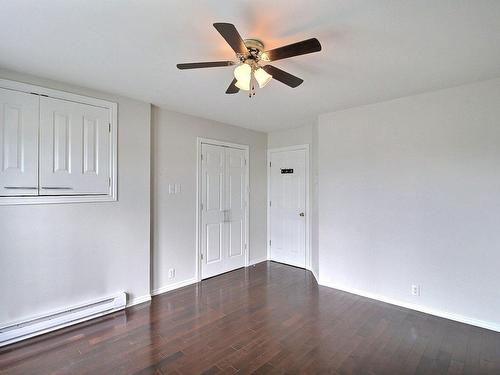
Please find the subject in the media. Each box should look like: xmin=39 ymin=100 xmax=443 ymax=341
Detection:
xmin=1 ymin=261 xmax=499 ymax=375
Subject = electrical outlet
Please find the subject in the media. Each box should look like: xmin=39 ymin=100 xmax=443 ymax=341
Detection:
xmin=168 ymin=268 xmax=175 ymax=279
xmin=411 ymin=284 xmax=420 ymax=296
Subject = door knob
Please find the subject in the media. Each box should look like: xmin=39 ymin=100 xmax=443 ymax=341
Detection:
xmin=299 ymin=212 xmax=305 ymax=217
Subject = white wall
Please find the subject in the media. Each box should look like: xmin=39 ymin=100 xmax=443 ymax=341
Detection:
xmin=318 ymin=78 xmax=500 ymax=330
xmin=152 ymin=107 xmax=267 ymax=293
xmin=268 ymin=124 xmax=313 ymax=149
xmin=0 ymin=69 xmax=152 ymax=324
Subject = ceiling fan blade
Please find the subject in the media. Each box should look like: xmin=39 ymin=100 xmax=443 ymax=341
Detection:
xmin=213 ymin=23 xmax=249 ymax=55
xmin=177 ymin=61 xmax=235 ymax=70
xmin=226 ymin=78 xmax=240 ymax=94
xmin=262 ymin=65 xmax=304 ymax=88
xmin=263 ymin=38 xmax=321 ymax=62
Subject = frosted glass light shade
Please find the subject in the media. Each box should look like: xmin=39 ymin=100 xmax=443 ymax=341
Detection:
xmin=254 ymin=68 xmax=272 ymax=88
xmin=234 ymin=63 xmax=251 ymax=91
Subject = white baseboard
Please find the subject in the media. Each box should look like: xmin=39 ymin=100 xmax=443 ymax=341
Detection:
xmin=151 ymin=277 xmax=198 ymax=297
xmin=248 ymin=257 xmax=268 ymax=266
xmin=311 ymin=269 xmax=319 ymax=283
xmin=318 ymin=279 xmax=500 ymax=333
xmin=127 ymin=294 xmax=151 ymax=307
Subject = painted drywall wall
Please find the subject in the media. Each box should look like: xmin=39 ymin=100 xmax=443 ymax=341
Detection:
xmin=0 ymin=69 xmax=151 ymax=324
xmin=267 ymin=124 xmax=319 ymax=277
xmin=318 ymin=78 xmax=500 ymax=330
xmin=267 ymin=125 xmax=313 ymax=149
xmin=151 ymin=107 xmax=267 ymax=294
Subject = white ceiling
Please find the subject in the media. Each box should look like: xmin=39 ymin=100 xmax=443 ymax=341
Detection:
xmin=1 ymin=1 xmax=499 ymax=132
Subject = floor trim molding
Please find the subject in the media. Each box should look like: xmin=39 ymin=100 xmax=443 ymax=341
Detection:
xmin=151 ymin=277 xmax=198 ymax=297
xmin=248 ymin=257 xmax=268 ymax=266
xmin=311 ymin=269 xmax=319 ymax=284
xmin=127 ymin=294 xmax=152 ymax=307
xmin=318 ymin=279 xmax=500 ymax=333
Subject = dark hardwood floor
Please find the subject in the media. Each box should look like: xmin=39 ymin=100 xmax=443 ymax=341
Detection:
xmin=1 ymin=261 xmax=500 ymax=374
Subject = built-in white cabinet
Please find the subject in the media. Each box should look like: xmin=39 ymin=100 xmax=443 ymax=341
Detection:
xmin=0 ymin=79 xmax=117 ymax=204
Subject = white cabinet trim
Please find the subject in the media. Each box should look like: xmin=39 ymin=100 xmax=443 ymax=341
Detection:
xmin=0 ymin=79 xmax=117 ymax=205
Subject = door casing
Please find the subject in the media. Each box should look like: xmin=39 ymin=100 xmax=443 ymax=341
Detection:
xmin=196 ymin=137 xmax=250 ymax=281
xmin=267 ymin=144 xmax=311 ymax=270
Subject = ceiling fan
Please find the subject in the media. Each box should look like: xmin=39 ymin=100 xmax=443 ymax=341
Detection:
xmin=176 ymin=23 xmax=322 ymax=97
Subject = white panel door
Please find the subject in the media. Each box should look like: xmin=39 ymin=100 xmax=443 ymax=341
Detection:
xmin=0 ymin=88 xmax=39 ymax=196
xmin=39 ymin=97 xmax=110 ymax=195
xmin=201 ymin=144 xmax=226 ymax=279
xmin=225 ymin=147 xmax=247 ymax=271
xmin=201 ymin=143 xmax=247 ymax=279
xmin=270 ymin=149 xmax=307 ymax=268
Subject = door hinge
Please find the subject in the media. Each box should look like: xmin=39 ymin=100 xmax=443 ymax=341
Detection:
xmin=269 ymin=161 xmax=272 ymax=167
xmin=108 ymin=123 xmax=111 ymax=132
xmin=201 ymin=154 xmax=204 ymax=160
xmin=269 ymin=201 xmax=272 ymax=207
xmin=269 ymin=240 xmax=271 ymax=247
xmin=109 ymin=177 xmax=111 ymax=187
xmin=200 ymin=253 xmax=204 ymax=260
xmin=201 ymin=202 xmax=204 ymax=210
xmin=244 ymin=243 xmax=247 ymax=250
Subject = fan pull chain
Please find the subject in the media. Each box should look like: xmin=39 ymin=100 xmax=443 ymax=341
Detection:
xmin=249 ymin=83 xmax=256 ymax=98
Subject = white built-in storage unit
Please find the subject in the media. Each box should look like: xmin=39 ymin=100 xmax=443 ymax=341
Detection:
xmin=0 ymin=79 xmax=117 ymax=204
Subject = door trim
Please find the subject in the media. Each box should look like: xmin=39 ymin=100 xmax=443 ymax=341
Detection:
xmin=195 ymin=137 xmax=250 ymax=282
xmin=267 ymin=144 xmax=311 ymax=270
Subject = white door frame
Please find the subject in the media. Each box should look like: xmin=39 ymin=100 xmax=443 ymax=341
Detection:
xmin=267 ymin=144 xmax=311 ymax=270
xmin=196 ymin=137 xmax=250 ymax=282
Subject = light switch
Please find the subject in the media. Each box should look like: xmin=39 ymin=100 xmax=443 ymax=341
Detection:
xmin=174 ymin=184 xmax=181 ymax=194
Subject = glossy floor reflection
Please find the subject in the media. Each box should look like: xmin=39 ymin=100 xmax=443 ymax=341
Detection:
xmin=1 ymin=261 xmax=499 ymax=374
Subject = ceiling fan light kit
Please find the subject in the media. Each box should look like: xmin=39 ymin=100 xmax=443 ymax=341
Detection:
xmin=176 ymin=23 xmax=322 ymax=97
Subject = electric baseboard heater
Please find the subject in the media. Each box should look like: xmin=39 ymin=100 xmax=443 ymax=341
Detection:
xmin=0 ymin=291 xmax=126 ymax=347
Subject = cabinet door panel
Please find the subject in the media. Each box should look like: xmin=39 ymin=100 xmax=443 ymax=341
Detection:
xmin=0 ymin=88 xmax=39 ymax=196
xmin=40 ymin=97 xmax=110 ymax=195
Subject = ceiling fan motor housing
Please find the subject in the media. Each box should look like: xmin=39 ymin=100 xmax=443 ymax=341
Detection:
xmin=241 ymin=39 xmax=266 ymax=62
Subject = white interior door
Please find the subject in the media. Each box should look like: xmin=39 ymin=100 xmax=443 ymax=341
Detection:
xmin=0 ymin=88 xmax=39 ymax=196
xmin=270 ymin=149 xmax=307 ymax=268
xmin=39 ymin=96 xmax=110 ymax=195
xmin=201 ymin=143 xmax=247 ymax=279
xmin=201 ymin=144 xmax=226 ymax=278
xmin=224 ymin=147 xmax=247 ymax=271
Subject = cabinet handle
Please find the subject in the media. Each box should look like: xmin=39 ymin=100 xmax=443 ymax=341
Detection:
xmin=4 ymin=186 xmax=38 ymax=190
xmin=41 ymin=187 xmax=73 ymax=190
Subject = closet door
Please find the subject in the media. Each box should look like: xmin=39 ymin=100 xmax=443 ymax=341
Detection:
xmin=39 ymin=97 xmax=110 ymax=195
xmin=224 ymin=147 xmax=247 ymax=271
xmin=201 ymin=144 xmax=226 ymax=279
xmin=201 ymin=143 xmax=247 ymax=279
xmin=0 ymin=88 xmax=39 ymax=196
